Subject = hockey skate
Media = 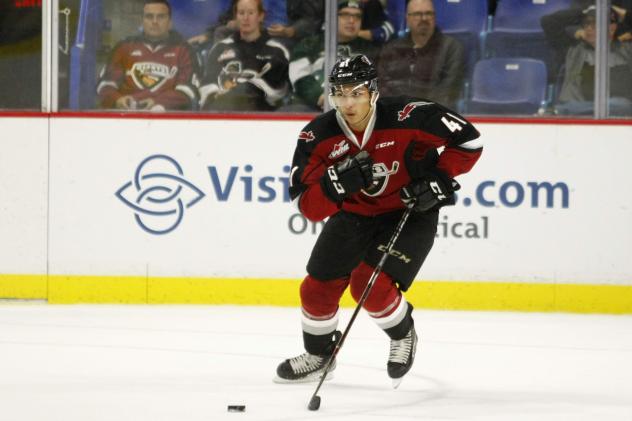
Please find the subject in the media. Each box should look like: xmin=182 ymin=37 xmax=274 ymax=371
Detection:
xmin=274 ymin=352 xmax=336 ymax=384
xmin=274 ymin=331 xmax=341 ymax=384
xmin=387 ymin=325 xmax=418 ymax=389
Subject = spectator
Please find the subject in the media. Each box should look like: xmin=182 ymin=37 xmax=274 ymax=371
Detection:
xmin=556 ymin=6 xmax=632 ymax=116
xmin=376 ymin=0 xmax=464 ymax=109
xmin=358 ymin=0 xmax=396 ymax=45
xmin=189 ymin=0 xmax=323 ymax=49
xmin=200 ymin=0 xmax=290 ymax=111
xmin=541 ymin=0 xmax=632 ymax=80
xmin=283 ymin=0 xmax=379 ymax=111
xmin=96 ymin=0 xmax=199 ymax=111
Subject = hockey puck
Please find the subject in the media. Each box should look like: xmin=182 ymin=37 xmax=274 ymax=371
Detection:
xmin=227 ymin=405 xmax=246 ymax=412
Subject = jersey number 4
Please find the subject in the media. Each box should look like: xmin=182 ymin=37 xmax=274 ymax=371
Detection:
xmin=441 ymin=113 xmax=465 ymax=132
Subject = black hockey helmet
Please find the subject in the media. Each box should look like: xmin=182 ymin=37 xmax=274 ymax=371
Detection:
xmin=328 ymin=54 xmax=378 ymax=94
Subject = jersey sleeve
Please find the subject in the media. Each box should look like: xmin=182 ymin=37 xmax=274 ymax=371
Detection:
xmin=289 ymin=127 xmax=340 ymax=221
xmin=96 ymin=42 xmax=127 ymax=108
xmin=199 ymin=42 xmax=225 ymax=108
xmin=417 ymin=103 xmax=482 ymax=178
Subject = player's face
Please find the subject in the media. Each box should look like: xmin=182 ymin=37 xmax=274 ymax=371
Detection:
xmin=236 ymin=0 xmax=264 ymax=38
xmin=331 ymin=83 xmax=372 ymax=129
xmin=338 ymin=7 xmax=363 ymax=42
xmin=406 ymin=0 xmax=435 ymax=38
xmin=142 ymin=3 xmax=171 ymax=41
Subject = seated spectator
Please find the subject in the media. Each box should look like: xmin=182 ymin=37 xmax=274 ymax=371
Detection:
xmin=358 ymin=0 xmax=396 ymax=45
xmin=200 ymin=0 xmax=290 ymax=111
xmin=541 ymin=0 xmax=632 ymax=80
xmin=283 ymin=0 xmax=379 ymax=111
xmin=376 ymin=0 xmax=464 ymax=109
xmin=555 ymin=6 xmax=632 ymax=116
xmin=96 ymin=0 xmax=199 ymax=111
xmin=189 ymin=0 xmax=323 ymax=49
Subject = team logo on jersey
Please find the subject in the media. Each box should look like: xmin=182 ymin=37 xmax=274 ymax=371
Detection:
xmin=298 ymin=130 xmax=316 ymax=142
xmin=397 ymin=101 xmax=434 ymax=121
xmin=130 ymin=62 xmax=177 ymax=90
xmin=363 ymin=161 xmax=400 ymax=197
xmin=328 ymin=140 xmax=350 ymax=159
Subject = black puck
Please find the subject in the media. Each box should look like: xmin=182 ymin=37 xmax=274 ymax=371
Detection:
xmin=227 ymin=405 xmax=246 ymax=412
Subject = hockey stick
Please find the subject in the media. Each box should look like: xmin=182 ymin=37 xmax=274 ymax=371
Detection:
xmin=307 ymin=204 xmax=415 ymax=411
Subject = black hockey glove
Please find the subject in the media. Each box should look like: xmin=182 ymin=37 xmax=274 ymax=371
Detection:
xmin=321 ymin=151 xmax=374 ymax=202
xmin=401 ymin=169 xmax=460 ymax=212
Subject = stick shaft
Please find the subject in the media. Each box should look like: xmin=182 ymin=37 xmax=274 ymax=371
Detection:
xmin=308 ymin=206 xmax=414 ymax=403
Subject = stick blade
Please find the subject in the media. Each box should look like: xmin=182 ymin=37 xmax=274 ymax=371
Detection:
xmin=307 ymin=395 xmax=321 ymax=411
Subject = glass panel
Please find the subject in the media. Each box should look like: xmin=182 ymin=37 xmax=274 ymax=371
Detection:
xmin=59 ymin=0 xmax=219 ymax=111
xmin=201 ymin=0 xmax=325 ymax=112
xmin=545 ymin=1 xmax=603 ymax=117
xmin=377 ymin=0 xmax=473 ymax=112
xmin=607 ymin=4 xmax=632 ymax=118
xmin=0 ymin=1 xmax=42 ymax=110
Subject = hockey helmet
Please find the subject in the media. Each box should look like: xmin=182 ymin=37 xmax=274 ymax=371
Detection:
xmin=328 ymin=54 xmax=378 ymax=95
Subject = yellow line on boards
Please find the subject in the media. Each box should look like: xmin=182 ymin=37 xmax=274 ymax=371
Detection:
xmin=0 ymin=274 xmax=631 ymax=314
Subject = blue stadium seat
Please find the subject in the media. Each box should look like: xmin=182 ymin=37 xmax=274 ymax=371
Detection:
xmin=170 ymin=0 xmax=232 ymax=39
xmin=486 ymin=0 xmax=571 ymax=61
xmin=466 ymin=58 xmax=548 ymax=115
xmin=68 ymin=0 xmax=103 ymax=109
xmin=433 ymin=0 xmax=489 ymax=77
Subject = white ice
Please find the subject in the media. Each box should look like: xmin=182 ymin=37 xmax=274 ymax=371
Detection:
xmin=0 ymin=304 xmax=631 ymax=421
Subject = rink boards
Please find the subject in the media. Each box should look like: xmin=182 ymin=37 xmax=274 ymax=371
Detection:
xmin=0 ymin=115 xmax=631 ymax=313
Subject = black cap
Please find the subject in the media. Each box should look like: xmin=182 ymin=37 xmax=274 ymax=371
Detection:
xmin=338 ymin=0 xmax=363 ymax=11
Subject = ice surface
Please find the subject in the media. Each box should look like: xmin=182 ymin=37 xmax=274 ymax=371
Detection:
xmin=0 ymin=304 xmax=631 ymax=420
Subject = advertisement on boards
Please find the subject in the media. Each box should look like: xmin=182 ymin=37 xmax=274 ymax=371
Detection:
xmin=46 ymin=118 xmax=631 ymax=285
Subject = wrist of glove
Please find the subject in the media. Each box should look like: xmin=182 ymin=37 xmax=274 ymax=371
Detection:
xmin=401 ymin=169 xmax=460 ymax=212
xmin=321 ymin=151 xmax=374 ymax=202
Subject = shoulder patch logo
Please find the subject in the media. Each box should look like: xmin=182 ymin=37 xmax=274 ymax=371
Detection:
xmin=328 ymin=140 xmax=350 ymax=159
xmin=298 ymin=130 xmax=316 ymax=142
xmin=218 ymin=49 xmax=237 ymax=62
xmin=397 ymin=101 xmax=434 ymax=121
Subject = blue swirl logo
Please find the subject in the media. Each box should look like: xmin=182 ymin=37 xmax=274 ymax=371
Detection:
xmin=116 ymin=155 xmax=205 ymax=235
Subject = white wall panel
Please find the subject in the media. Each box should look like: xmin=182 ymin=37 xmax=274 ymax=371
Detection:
xmin=0 ymin=118 xmax=48 ymax=274
xmin=15 ymin=117 xmax=632 ymax=286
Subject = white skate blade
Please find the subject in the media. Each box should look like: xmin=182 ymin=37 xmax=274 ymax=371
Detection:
xmin=392 ymin=377 xmax=404 ymax=389
xmin=273 ymin=371 xmax=334 ymax=384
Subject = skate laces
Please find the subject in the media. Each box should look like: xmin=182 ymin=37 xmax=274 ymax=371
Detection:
xmin=389 ymin=330 xmax=413 ymax=364
xmin=288 ymin=353 xmax=324 ymax=374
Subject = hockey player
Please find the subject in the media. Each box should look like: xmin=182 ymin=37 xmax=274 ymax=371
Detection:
xmin=275 ymin=54 xmax=482 ymax=386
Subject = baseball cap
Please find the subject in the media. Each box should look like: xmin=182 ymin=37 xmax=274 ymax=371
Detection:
xmin=338 ymin=0 xmax=363 ymax=11
xmin=582 ymin=6 xmax=617 ymax=23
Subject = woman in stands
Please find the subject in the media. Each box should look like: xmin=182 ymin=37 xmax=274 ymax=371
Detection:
xmin=199 ymin=0 xmax=290 ymax=111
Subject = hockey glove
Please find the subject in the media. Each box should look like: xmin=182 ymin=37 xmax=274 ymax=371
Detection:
xmin=401 ymin=169 xmax=460 ymax=212
xmin=321 ymin=151 xmax=374 ymax=202
xmin=403 ymin=140 xmax=439 ymax=179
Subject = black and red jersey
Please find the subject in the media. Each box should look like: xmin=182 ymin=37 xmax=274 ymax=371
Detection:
xmin=97 ymin=32 xmax=200 ymax=110
xmin=289 ymin=96 xmax=482 ymax=221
